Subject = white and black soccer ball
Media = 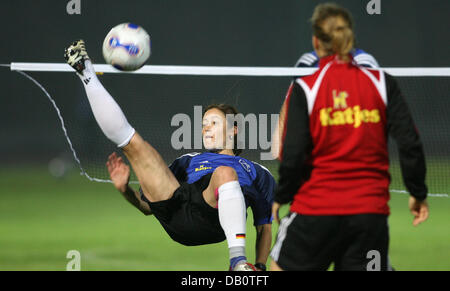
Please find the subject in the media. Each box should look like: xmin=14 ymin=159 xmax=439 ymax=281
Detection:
xmin=102 ymin=23 xmax=151 ymax=71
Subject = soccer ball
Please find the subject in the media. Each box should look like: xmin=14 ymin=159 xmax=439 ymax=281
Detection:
xmin=102 ymin=23 xmax=151 ymax=71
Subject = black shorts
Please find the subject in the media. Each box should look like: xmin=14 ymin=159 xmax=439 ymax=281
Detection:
xmin=145 ymin=174 xmax=226 ymax=246
xmin=271 ymin=213 xmax=390 ymax=271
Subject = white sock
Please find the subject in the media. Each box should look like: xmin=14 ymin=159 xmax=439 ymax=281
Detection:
xmin=77 ymin=60 xmax=135 ymax=147
xmin=217 ymin=181 xmax=247 ymax=253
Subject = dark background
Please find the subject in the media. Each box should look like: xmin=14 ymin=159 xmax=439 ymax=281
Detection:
xmin=0 ymin=0 xmax=449 ymax=178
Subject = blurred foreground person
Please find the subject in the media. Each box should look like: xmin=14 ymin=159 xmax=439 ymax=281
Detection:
xmin=270 ymin=3 xmax=428 ymax=271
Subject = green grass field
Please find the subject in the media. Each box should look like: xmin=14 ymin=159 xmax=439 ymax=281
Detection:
xmin=0 ymin=166 xmax=449 ymax=271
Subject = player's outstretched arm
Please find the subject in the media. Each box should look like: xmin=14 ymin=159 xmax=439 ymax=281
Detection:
xmin=254 ymin=224 xmax=272 ymax=271
xmin=106 ymin=152 xmax=152 ymax=215
xmin=271 ymin=202 xmax=281 ymax=224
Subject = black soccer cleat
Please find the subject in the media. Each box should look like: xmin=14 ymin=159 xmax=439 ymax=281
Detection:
xmin=64 ymin=40 xmax=90 ymax=75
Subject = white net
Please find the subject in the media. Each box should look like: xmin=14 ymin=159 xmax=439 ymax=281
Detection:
xmin=6 ymin=63 xmax=450 ymax=197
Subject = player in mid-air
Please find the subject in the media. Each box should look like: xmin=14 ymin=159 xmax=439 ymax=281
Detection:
xmin=64 ymin=40 xmax=274 ymax=271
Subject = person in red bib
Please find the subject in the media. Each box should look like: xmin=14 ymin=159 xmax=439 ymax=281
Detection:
xmin=270 ymin=3 xmax=429 ymax=271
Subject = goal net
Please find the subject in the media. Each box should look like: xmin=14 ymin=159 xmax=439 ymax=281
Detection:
xmin=7 ymin=63 xmax=450 ymax=197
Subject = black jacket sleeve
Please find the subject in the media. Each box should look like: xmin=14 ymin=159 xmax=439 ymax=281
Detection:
xmin=385 ymin=73 xmax=428 ymax=201
xmin=274 ymin=82 xmax=313 ymax=204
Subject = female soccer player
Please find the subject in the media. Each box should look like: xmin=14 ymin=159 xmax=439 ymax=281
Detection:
xmin=64 ymin=42 xmax=274 ymax=271
xmin=270 ymin=3 xmax=429 ymax=271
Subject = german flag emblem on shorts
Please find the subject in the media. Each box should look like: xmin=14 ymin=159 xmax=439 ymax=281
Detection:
xmin=236 ymin=233 xmax=246 ymax=239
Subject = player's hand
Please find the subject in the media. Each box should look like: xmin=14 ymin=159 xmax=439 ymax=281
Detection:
xmin=409 ymin=196 xmax=429 ymax=226
xmin=272 ymin=202 xmax=282 ymax=224
xmin=106 ymin=152 xmax=130 ymax=194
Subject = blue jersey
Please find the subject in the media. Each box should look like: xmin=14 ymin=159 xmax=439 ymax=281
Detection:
xmin=295 ymin=48 xmax=379 ymax=68
xmin=169 ymin=152 xmax=275 ymax=226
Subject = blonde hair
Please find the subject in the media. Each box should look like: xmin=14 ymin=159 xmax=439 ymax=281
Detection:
xmin=311 ymin=3 xmax=355 ymax=60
